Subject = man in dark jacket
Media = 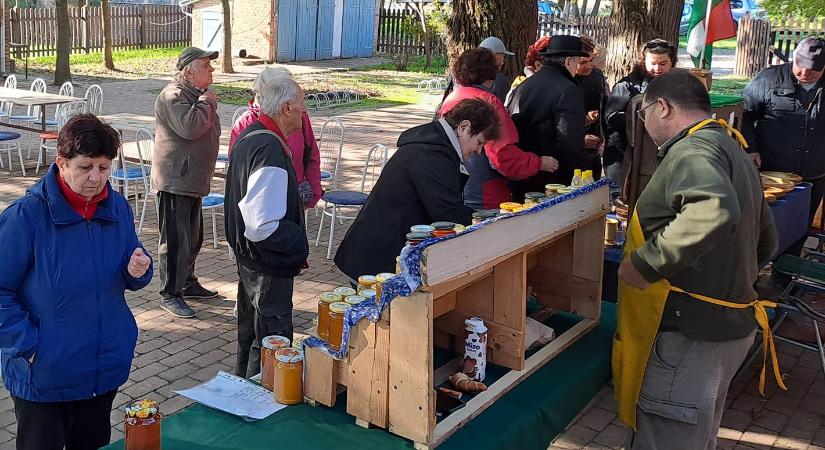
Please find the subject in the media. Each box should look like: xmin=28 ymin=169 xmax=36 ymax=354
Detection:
xmin=743 ymin=36 xmax=825 ymax=224
xmin=508 ymin=35 xmax=589 ymax=195
xmin=576 ymin=36 xmax=608 ymax=179
xmin=225 ymin=77 xmax=309 ymax=378
xmin=335 ymin=98 xmax=499 ymax=281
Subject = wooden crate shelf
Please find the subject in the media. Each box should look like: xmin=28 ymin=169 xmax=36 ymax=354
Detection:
xmin=305 ymin=184 xmax=610 ymax=448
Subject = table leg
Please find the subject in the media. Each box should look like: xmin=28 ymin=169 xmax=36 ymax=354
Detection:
xmin=39 ymin=106 xmax=47 ymax=171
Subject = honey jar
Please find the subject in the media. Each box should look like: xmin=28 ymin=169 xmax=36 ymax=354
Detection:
xmin=500 ymin=202 xmax=521 ymax=214
xmin=327 ymin=302 xmax=350 ymax=351
xmin=374 ymin=272 xmax=395 ymax=303
xmin=124 ymin=399 xmax=162 ymax=450
xmin=360 ymin=288 xmax=376 ymax=303
xmin=410 ymin=224 xmax=435 ymax=234
xmin=472 ymin=210 xmax=498 ymax=224
xmin=544 ymin=184 xmax=566 ymax=198
xmin=431 ymin=221 xmax=455 ymax=231
xmin=260 ymin=335 xmax=290 ymax=391
xmin=453 ymin=224 xmax=466 ymax=233
xmin=345 ymin=295 xmax=366 ymax=306
xmin=273 ymin=348 xmax=304 ymax=405
xmin=333 ymin=286 xmax=357 ymax=297
xmin=317 ymin=292 xmax=341 ymax=341
xmin=524 ymin=192 xmax=545 ymax=205
xmin=432 ymin=228 xmax=456 ymax=238
xmin=357 ymin=275 xmax=377 ymax=291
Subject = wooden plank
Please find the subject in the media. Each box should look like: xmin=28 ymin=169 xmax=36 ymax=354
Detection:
xmin=370 ymin=310 xmax=391 ymax=428
xmin=528 ymin=267 xmax=601 ymax=306
xmin=423 ymin=266 xmax=492 ymax=299
xmin=303 ymin=346 xmax=338 ymax=407
xmin=346 ymin=313 xmax=378 ymax=423
xmin=388 ymin=292 xmax=434 ymax=444
xmin=572 ymin=216 xmax=605 ymax=321
xmin=493 ymin=253 xmax=526 ymax=330
xmin=431 ymin=319 xmax=598 ymax=446
xmin=454 ymin=274 xmax=494 ymax=319
xmin=434 ymin=309 xmax=523 ymax=370
xmin=433 ymin=290 xmax=457 ymax=319
xmin=532 ymin=232 xmax=575 ymax=311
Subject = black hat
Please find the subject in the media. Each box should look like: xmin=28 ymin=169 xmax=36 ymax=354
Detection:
xmin=538 ymin=35 xmax=589 ymax=58
xmin=176 ymin=47 xmax=219 ymax=71
xmin=795 ymin=37 xmax=825 ymax=71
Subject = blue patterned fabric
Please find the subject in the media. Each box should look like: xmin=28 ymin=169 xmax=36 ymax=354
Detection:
xmin=304 ymin=179 xmax=611 ymax=360
xmin=322 ymin=190 xmax=367 ymax=206
xmin=111 ymin=167 xmax=146 ymax=180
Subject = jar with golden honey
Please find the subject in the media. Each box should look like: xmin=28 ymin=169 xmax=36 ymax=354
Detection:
xmin=360 ymin=288 xmax=376 ymax=303
xmin=472 ymin=210 xmax=498 ymax=224
xmin=327 ymin=302 xmax=350 ymax=351
xmin=374 ymin=272 xmax=395 ymax=303
xmin=273 ymin=348 xmax=304 ymax=405
xmin=524 ymin=192 xmax=545 ymax=205
xmin=544 ymin=184 xmax=566 ymax=198
xmin=357 ymin=275 xmax=376 ymax=292
xmin=260 ymin=335 xmax=290 ymax=391
xmin=333 ymin=286 xmax=356 ymax=297
xmin=345 ymin=295 xmax=366 ymax=306
xmin=317 ymin=292 xmax=341 ymax=341
xmin=500 ymin=202 xmax=521 ymax=214
xmin=125 ymin=399 xmax=162 ymax=450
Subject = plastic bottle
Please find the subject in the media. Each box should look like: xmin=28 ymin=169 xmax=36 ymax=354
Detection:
xmin=582 ymin=170 xmax=594 ymax=185
xmin=463 ymin=317 xmax=488 ymax=382
xmin=571 ymin=169 xmax=582 ymax=188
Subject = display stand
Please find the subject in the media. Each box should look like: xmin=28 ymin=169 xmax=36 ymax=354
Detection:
xmin=305 ymin=183 xmax=610 ymax=449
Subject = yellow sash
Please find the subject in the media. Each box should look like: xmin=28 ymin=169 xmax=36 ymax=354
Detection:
xmin=612 ymin=120 xmax=785 ymax=430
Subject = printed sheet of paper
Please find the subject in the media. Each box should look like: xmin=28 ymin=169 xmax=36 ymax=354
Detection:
xmin=174 ymin=370 xmax=285 ymax=421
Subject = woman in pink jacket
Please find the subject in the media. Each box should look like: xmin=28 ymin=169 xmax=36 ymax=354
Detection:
xmin=229 ymin=67 xmax=323 ymax=208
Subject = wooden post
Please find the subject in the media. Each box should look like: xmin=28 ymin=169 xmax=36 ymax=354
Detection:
xmin=139 ymin=4 xmax=147 ymax=49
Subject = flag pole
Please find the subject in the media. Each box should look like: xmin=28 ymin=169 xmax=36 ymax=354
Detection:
xmin=697 ymin=0 xmax=714 ymax=69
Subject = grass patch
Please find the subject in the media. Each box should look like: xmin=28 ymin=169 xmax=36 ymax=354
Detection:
xmin=362 ymin=54 xmax=448 ymax=75
xmin=29 ymin=46 xmax=186 ymax=79
xmin=710 ymin=75 xmax=751 ymax=96
xmin=678 ymin=36 xmax=738 ymax=50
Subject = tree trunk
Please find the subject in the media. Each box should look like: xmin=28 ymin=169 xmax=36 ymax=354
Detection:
xmin=102 ymin=0 xmax=114 ymax=70
xmin=447 ymin=0 xmax=537 ymax=79
xmin=604 ymin=0 xmax=684 ymax=86
xmin=581 ymin=0 xmax=591 ymax=16
xmin=220 ymin=0 xmax=234 ymax=73
xmin=54 ymin=0 xmax=72 ymax=84
xmin=591 ymin=0 xmax=602 ymax=15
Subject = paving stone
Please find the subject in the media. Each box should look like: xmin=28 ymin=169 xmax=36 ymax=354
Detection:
xmin=753 ymin=410 xmax=790 ymax=433
xmin=579 ymin=407 xmax=616 ymax=432
xmin=592 ymin=424 xmax=627 ymax=449
xmin=742 ymin=426 xmax=779 ymax=450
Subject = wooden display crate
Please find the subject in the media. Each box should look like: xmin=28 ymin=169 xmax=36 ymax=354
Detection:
xmin=305 ymin=184 xmax=610 ymax=448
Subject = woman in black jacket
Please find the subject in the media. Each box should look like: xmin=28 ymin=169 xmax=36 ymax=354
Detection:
xmin=334 ymin=98 xmax=499 ymax=281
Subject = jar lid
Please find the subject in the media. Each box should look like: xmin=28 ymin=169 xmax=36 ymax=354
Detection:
xmin=319 ymin=292 xmax=341 ymax=303
xmin=453 ymin=224 xmax=466 ymax=233
xmin=473 ymin=210 xmax=498 ymax=219
xmin=525 ymin=192 xmax=544 ymax=199
xmin=544 ymin=183 xmax=566 ymax=191
xmin=263 ymin=335 xmax=291 ymax=350
xmin=410 ymin=224 xmax=435 ymax=233
xmin=431 ymin=221 xmax=456 ymax=230
xmin=357 ymin=275 xmax=377 ymax=286
xmin=360 ymin=288 xmax=376 ymax=299
xmin=376 ymin=273 xmax=395 ymax=282
xmin=333 ymin=287 xmax=357 ymax=297
xmin=345 ymin=295 xmax=366 ymax=305
xmin=275 ymin=347 xmax=304 ymax=363
xmin=499 ymin=202 xmax=521 ymax=211
xmin=126 ymin=399 xmax=159 ymax=418
xmin=329 ymin=301 xmax=350 ymax=313
xmin=406 ymin=232 xmax=431 ymax=241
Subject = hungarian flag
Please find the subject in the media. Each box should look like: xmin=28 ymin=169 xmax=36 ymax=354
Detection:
xmin=686 ymin=0 xmax=737 ymax=69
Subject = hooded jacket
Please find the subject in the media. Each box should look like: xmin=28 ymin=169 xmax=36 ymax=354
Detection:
xmin=0 ymin=165 xmax=152 ymax=402
xmin=604 ymin=69 xmax=649 ymax=167
xmin=334 ymin=121 xmax=473 ymax=280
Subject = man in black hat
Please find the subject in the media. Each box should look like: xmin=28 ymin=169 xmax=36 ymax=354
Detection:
xmin=508 ymin=35 xmax=589 ymax=197
xmin=743 ymin=36 xmax=825 ymax=239
xmin=152 ymin=46 xmax=222 ymax=318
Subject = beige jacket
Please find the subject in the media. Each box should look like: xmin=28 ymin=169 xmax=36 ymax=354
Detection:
xmin=151 ymin=75 xmax=221 ymax=198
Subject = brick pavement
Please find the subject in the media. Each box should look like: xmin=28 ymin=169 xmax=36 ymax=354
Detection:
xmin=0 ymin=66 xmax=822 ymax=449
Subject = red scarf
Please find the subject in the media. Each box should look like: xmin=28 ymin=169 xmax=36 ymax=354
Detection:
xmin=257 ymin=113 xmax=287 ymax=142
xmin=56 ymin=172 xmax=109 ymax=220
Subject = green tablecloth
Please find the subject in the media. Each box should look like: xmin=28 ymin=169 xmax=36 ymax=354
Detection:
xmin=709 ymin=93 xmax=744 ymax=108
xmin=104 ymin=303 xmax=616 ymax=450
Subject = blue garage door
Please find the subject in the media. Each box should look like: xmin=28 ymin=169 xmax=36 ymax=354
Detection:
xmin=341 ymin=0 xmax=375 ymax=58
xmin=277 ymin=0 xmax=298 ymax=62
xmin=316 ymin=0 xmax=336 ymax=60
xmin=296 ymin=0 xmax=319 ymax=61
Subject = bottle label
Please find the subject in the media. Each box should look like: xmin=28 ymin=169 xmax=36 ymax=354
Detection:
xmin=463 ymin=325 xmax=487 ymax=382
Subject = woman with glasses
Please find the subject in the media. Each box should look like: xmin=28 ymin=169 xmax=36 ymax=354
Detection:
xmin=603 ymin=39 xmax=677 ymax=195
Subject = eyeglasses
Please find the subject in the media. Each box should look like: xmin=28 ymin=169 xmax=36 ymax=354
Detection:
xmin=636 ymin=101 xmax=659 ymax=122
xmin=644 ymin=40 xmax=675 ymax=51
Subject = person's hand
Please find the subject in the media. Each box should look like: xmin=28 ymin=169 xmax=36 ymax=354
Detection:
xmin=619 ymin=258 xmax=651 ymax=290
xmin=128 ymin=248 xmax=151 ymax=278
xmin=203 ymin=89 xmax=217 ymax=104
xmin=540 ymin=156 xmax=559 ymax=173
xmin=749 ymin=152 xmax=762 ymax=168
xmin=586 ymin=110 xmax=600 ymax=125
xmin=584 ymin=134 xmax=602 ymax=150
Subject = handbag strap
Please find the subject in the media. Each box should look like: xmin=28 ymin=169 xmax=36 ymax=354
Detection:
xmin=238 ymin=128 xmax=292 ymax=162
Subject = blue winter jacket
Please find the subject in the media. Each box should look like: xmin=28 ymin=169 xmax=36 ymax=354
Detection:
xmin=0 ymin=164 xmax=153 ymax=402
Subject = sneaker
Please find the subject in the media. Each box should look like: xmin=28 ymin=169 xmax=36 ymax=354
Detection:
xmin=161 ymin=297 xmax=196 ymax=318
xmin=182 ymin=284 xmax=219 ymax=299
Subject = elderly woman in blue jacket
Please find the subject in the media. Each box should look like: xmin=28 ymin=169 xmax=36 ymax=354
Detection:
xmin=0 ymin=114 xmax=153 ymax=449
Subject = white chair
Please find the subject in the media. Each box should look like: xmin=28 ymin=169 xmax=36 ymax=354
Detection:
xmin=315 ymin=144 xmax=389 ymax=259
xmin=41 ymin=82 xmax=75 ymax=130
xmin=305 ymin=118 xmax=344 ymax=227
xmin=9 ymin=78 xmax=46 ymax=155
xmin=218 ymin=106 xmax=250 ymax=170
xmin=202 ymin=193 xmax=225 ymax=249
xmin=36 ymin=100 xmax=86 ymax=173
xmin=0 ymin=130 xmax=24 ymax=176
xmin=84 ymin=84 xmax=103 ymax=115
xmin=135 ymin=128 xmax=157 ymax=235
xmin=0 ymin=75 xmax=17 ymax=121
xmin=110 ymin=130 xmax=151 ymax=227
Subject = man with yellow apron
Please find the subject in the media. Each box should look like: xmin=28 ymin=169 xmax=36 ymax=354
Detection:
xmin=614 ymin=70 xmax=782 ymax=449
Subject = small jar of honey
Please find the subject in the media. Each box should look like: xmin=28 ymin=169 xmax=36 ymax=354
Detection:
xmin=500 ymin=202 xmax=521 ymax=214
xmin=317 ymin=292 xmax=341 ymax=341
xmin=357 ymin=275 xmax=377 ymax=291
xmin=524 ymin=192 xmax=545 ymax=205
xmin=273 ymin=348 xmax=304 ymax=405
xmin=374 ymin=272 xmax=395 ymax=303
xmin=124 ymin=399 xmax=162 ymax=450
xmin=345 ymin=295 xmax=366 ymax=306
xmin=327 ymin=302 xmax=350 ymax=351
xmin=260 ymin=335 xmax=290 ymax=391
xmin=333 ymin=286 xmax=357 ymax=297
xmin=406 ymin=232 xmax=431 ymax=246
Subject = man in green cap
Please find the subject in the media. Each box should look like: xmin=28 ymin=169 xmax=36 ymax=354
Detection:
xmin=151 ymin=46 xmax=221 ymax=318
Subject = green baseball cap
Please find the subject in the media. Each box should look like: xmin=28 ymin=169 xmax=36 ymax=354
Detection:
xmin=176 ymin=47 xmax=219 ymax=71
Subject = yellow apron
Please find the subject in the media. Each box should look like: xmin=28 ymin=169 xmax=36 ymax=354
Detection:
xmin=612 ymin=119 xmax=786 ymax=430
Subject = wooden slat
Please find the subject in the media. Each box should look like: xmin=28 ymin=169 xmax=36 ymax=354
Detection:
xmin=528 ymin=267 xmax=601 ymax=305
xmin=304 ymin=346 xmax=339 ymax=407
xmin=571 ymin=216 xmax=605 ymax=320
xmin=370 ymin=312 xmax=391 ymax=428
xmin=434 ymin=309 xmax=523 ymax=370
xmin=346 ymin=312 xmax=378 ymax=422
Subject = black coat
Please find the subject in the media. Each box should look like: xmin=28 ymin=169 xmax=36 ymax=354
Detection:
xmin=508 ymin=62 xmax=586 ymax=194
xmin=742 ymin=63 xmax=825 ymax=179
xmin=576 ymin=68 xmax=608 ymax=177
xmin=603 ymin=69 xmax=649 ymax=167
xmin=334 ymin=121 xmax=474 ymax=280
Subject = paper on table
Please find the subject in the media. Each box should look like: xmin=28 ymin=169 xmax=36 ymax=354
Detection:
xmin=174 ymin=370 xmax=286 ymax=421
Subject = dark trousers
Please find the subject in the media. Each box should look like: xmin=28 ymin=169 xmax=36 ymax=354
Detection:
xmin=787 ymin=176 xmax=825 ymax=255
xmin=234 ymin=262 xmax=294 ymax=378
xmin=157 ymin=191 xmax=204 ymax=299
xmin=12 ymin=389 xmax=116 ymax=450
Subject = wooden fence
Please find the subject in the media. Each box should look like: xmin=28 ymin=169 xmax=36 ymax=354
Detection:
xmin=735 ymin=15 xmax=825 ymax=77
xmin=7 ymin=5 xmax=191 ymax=57
xmin=537 ymin=14 xmax=610 ymax=47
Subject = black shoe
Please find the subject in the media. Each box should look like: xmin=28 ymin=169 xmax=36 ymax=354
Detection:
xmin=161 ymin=297 xmax=196 ymax=318
xmin=182 ymin=284 xmax=219 ymax=299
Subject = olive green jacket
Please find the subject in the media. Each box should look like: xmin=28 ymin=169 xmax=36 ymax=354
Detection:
xmin=630 ymin=122 xmax=778 ymax=341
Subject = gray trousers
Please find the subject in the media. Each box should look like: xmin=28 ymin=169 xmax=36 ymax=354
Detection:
xmin=631 ymin=330 xmax=756 ymax=450
xmin=604 ymin=161 xmax=624 ymax=198
xmin=157 ymin=191 xmax=203 ymax=300
xmin=234 ymin=262 xmax=294 ymax=378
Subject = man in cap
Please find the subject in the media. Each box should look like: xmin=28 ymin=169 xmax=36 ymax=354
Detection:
xmin=743 ymin=36 xmax=825 ymax=243
xmin=508 ymin=35 xmax=589 ymax=197
xmin=152 ymin=46 xmax=222 ymax=318
xmin=479 ymin=36 xmax=515 ymax=103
